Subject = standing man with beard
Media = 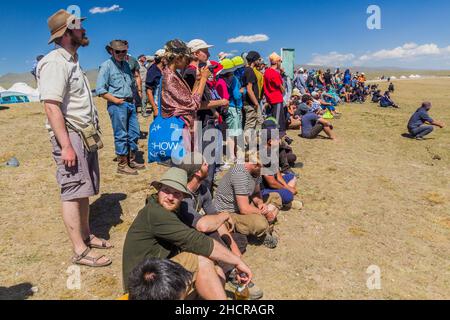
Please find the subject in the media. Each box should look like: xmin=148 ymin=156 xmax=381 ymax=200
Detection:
xmin=37 ymin=9 xmax=112 ymax=267
xmin=97 ymin=40 xmax=145 ymax=175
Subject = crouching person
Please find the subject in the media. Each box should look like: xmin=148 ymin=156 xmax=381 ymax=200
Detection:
xmin=178 ymin=152 xmax=263 ymax=300
xmin=213 ymin=152 xmax=281 ymax=249
xmin=122 ymin=168 xmax=252 ymax=300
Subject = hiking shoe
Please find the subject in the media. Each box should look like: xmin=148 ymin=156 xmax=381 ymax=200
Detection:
xmin=129 ymin=152 xmax=146 ymax=170
xmin=262 ymin=234 xmax=278 ymax=249
xmin=118 ymin=156 xmax=138 ymax=175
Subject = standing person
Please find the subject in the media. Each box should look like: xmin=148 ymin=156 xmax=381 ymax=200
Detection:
xmin=242 ymin=51 xmax=264 ymax=135
xmin=294 ymin=68 xmax=308 ymax=94
xmin=160 ymin=39 xmax=209 ymax=151
xmin=407 ymin=102 xmax=444 ymax=140
xmin=145 ymin=49 xmax=165 ymax=118
xmin=220 ymin=59 xmax=242 ymax=164
xmin=185 ymin=39 xmax=229 ymax=190
xmin=126 ymin=53 xmax=143 ymax=114
xmin=137 ymin=54 xmax=150 ymax=117
xmin=264 ymin=52 xmax=286 ymax=137
xmin=31 ymin=55 xmax=44 ymax=82
xmin=37 ymin=9 xmax=112 ymax=267
xmin=96 ymin=40 xmax=145 ymax=175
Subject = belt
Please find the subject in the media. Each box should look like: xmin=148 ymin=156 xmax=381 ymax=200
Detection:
xmin=114 ymin=97 xmax=134 ymax=103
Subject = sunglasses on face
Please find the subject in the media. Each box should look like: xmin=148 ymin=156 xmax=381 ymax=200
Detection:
xmin=115 ymin=50 xmax=127 ymax=54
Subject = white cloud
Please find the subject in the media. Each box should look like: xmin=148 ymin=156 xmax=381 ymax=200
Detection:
xmin=307 ymin=51 xmax=355 ymax=66
xmin=227 ymin=34 xmax=269 ymax=44
xmin=308 ymin=43 xmax=450 ymax=67
xmin=218 ymin=52 xmax=233 ymax=59
xmin=359 ymin=43 xmax=441 ymax=61
xmin=89 ymin=5 xmax=123 ymax=14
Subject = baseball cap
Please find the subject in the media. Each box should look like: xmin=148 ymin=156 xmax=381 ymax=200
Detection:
xmin=187 ymin=39 xmax=214 ymax=53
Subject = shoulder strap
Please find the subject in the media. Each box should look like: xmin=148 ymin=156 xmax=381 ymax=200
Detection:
xmin=158 ymin=76 xmax=163 ymax=116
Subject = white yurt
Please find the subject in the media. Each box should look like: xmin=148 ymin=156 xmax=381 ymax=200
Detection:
xmin=8 ymin=82 xmax=39 ymax=102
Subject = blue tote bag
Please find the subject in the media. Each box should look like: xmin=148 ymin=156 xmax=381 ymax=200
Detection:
xmin=148 ymin=77 xmax=186 ymax=163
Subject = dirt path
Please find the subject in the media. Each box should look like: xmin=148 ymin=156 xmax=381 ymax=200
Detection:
xmin=0 ymin=78 xmax=449 ymax=300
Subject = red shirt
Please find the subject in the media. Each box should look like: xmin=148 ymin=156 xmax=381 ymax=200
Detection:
xmin=263 ymin=67 xmax=284 ymax=104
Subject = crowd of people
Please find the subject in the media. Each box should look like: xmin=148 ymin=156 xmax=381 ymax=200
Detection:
xmin=35 ymin=9 xmax=445 ymax=301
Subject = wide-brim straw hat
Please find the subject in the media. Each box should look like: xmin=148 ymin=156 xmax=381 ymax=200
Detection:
xmin=47 ymin=9 xmax=86 ymax=44
xmin=105 ymin=40 xmax=129 ymax=55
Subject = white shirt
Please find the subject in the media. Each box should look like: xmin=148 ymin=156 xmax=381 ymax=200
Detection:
xmin=37 ymin=47 xmax=99 ymax=136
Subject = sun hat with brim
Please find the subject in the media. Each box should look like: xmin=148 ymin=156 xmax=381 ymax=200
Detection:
xmin=151 ymin=167 xmax=191 ymax=198
xmin=105 ymin=40 xmax=129 ymax=55
xmin=219 ymin=58 xmax=236 ymax=75
xmin=231 ymin=56 xmax=245 ymax=69
xmin=47 ymin=9 xmax=86 ymax=44
xmin=292 ymin=88 xmax=301 ymax=97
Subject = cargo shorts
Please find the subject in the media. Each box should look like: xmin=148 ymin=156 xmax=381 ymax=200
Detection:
xmin=50 ymin=131 xmax=100 ymax=201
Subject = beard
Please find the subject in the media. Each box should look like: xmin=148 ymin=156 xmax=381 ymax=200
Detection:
xmin=70 ymin=32 xmax=90 ymax=47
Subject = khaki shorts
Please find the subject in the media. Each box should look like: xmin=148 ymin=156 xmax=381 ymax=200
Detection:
xmin=170 ymin=252 xmax=199 ymax=299
xmin=51 ymin=131 xmax=100 ymax=201
xmin=243 ymin=104 xmax=264 ymax=132
xmin=170 ymin=252 xmax=199 ymax=280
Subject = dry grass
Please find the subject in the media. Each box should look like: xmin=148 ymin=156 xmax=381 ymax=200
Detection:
xmin=0 ymin=78 xmax=449 ymax=300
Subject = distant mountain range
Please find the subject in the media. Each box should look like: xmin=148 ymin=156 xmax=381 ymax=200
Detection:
xmin=1 ymin=67 xmax=449 ymax=89
xmin=0 ymin=70 xmax=99 ymax=89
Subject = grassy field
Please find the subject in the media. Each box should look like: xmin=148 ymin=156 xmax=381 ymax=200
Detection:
xmin=0 ymin=78 xmax=449 ymax=300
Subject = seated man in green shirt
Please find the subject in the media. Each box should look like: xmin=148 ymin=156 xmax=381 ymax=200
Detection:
xmin=122 ymin=167 xmax=252 ymax=300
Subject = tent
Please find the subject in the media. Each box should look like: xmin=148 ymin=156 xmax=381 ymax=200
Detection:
xmin=0 ymin=91 xmax=30 ymax=104
xmin=7 ymin=82 xmax=39 ymax=102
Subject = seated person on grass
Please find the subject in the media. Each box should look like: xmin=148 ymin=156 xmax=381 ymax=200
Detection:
xmin=372 ymin=89 xmax=382 ymax=103
xmin=125 ymin=258 xmax=193 ymax=300
xmin=213 ymin=152 xmax=282 ymax=249
xmin=380 ymin=91 xmax=399 ymax=108
xmin=313 ymin=90 xmax=340 ymax=118
xmin=122 ymin=167 xmax=252 ymax=300
xmin=177 ymin=152 xmax=263 ymax=300
xmin=407 ymin=101 xmax=444 ymax=140
xmin=260 ymin=129 xmax=303 ymax=210
xmin=300 ymin=97 xmax=336 ymax=140
xmin=286 ymin=88 xmax=303 ymax=130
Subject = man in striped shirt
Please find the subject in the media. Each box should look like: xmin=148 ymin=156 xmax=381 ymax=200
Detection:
xmin=213 ymin=152 xmax=280 ymax=249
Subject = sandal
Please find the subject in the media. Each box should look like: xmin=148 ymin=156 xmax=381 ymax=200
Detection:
xmin=85 ymin=235 xmax=114 ymax=250
xmin=72 ymin=247 xmax=112 ymax=268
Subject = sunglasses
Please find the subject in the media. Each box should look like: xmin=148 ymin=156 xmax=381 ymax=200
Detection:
xmin=115 ymin=50 xmax=127 ymax=54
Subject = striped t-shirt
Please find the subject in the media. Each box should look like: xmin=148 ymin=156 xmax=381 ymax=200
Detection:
xmin=213 ymin=164 xmax=262 ymax=213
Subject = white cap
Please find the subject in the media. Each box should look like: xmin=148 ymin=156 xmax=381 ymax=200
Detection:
xmin=146 ymin=55 xmax=155 ymax=62
xmin=311 ymin=91 xmax=319 ymax=98
xmin=187 ymin=39 xmax=214 ymax=52
xmin=155 ymin=49 xmax=166 ymax=57
xmin=299 ymin=68 xmax=304 ymax=72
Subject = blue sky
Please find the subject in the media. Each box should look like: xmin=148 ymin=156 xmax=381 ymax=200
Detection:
xmin=1 ymin=0 xmax=450 ymax=75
